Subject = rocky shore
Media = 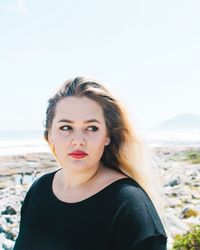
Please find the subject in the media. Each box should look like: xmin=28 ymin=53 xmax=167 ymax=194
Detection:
xmin=0 ymin=147 xmax=200 ymax=249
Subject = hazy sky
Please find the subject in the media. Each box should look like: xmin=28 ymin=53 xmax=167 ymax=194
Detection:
xmin=0 ymin=0 xmax=199 ymax=132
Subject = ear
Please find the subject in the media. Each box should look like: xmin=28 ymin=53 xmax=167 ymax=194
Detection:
xmin=105 ymin=137 xmax=110 ymax=146
xmin=48 ymin=130 xmax=52 ymax=143
xmin=48 ymin=130 xmax=54 ymax=149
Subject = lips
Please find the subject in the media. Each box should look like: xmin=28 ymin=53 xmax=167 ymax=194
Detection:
xmin=68 ymin=150 xmax=88 ymax=159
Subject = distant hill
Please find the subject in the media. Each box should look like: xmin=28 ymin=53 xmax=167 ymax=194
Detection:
xmin=151 ymin=113 xmax=200 ymax=131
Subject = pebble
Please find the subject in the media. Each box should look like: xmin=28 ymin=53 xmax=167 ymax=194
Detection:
xmin=0 ymin=150 xmax=200 ymax=249
xmin=1 ymin=206 xmax=17 ymax=216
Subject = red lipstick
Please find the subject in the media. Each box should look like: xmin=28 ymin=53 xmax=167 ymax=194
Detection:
xmin=68 ymin=150 xmax=88 ymax=159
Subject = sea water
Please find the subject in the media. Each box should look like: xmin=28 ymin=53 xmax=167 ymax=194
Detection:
xmin=0 ymin=130 xmax=199 ymax=157
xmin=143 ymin=130 xmax=200 ymax=147
xmin=0 ymin=130 xmax=50 ymax=156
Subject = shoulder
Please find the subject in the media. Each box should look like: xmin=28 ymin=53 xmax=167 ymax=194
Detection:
xmin=111 ymin=177 xmax=156 ymax=216
xmin=113 ymin=177 xmax=161 ymax=223
xmin=113 ymin=178 xmax=164 ymax=229
xmin=115 ymin=178 xmax=153 ymax=207
xmin=110 ymin=178 xmax=168 ymax=247
xmin=34 ymin=168 xmax=60 ymax=184
xmin=18 ymin=169 xmax=60 ymax=228
xmin=25 ymin=169 xmax=60 ymax=198
xmin=98 ymin=165 xmax=129 ymax=187
xmin=99 ymin=166 xmax=149 ymax=206
xmin=21 ymin=169 xmax=59 ymax=212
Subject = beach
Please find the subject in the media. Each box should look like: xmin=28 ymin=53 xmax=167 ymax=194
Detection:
xmin=0 ymin=146 xmax=200 ymax=249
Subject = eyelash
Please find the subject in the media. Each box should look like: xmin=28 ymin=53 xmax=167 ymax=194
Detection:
xmin=60 ymin=125 xmax=99 ymax=132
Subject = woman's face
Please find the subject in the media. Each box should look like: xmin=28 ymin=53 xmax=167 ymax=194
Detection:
xmin=48 ymin=96 xmax=110 ymax=172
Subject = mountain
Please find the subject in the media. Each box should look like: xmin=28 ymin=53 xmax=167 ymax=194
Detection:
xmin=151 ymin=113 xmax=200 ymax=131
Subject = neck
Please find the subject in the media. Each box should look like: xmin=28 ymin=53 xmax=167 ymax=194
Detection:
xmin=59 ymin=162 xmax=103 ymax=191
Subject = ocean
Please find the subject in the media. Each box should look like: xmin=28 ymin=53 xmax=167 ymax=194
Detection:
xmin=143 ymin=130 xmax=200 ymax=147
xmin=0 ymin=130 xmax=50 ymax=156
xmin=0 ymin=130 xmax=199 ymax=156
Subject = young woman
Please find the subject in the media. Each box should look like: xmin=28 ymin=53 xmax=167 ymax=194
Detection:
xmin=14 ymin=76 xmax=167 ymax=250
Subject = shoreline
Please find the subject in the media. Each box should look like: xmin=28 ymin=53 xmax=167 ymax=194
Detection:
xmin=0 ymin=146 xmax=200 ymax=249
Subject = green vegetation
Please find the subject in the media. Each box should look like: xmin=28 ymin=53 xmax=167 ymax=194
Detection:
xmin=172 ymin=225 xmax=200 ymax=250
xmin=182 ymin=208 xmax=199 ymax=219
xmin=186 ymin=150 xmax=200 ymax=164
xmin=167 ymin=149 xmax=200 ymax=164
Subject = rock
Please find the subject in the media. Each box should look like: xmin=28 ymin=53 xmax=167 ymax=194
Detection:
xmin=166 ymin=212 xmax=190 ymax=236
xmin=0 ymin=148 xmax=199 ymax=248
xmin=0 ymin=222 xmax=8 ymax=233
xmin=5 ymin=218 xmax=13 ymax=224
xmin=0 ymin=226 xmax=5 ymax=234
xmin=182 ymin=216 xmax=200 ymax=228
xmin=179 ymin=207 xmax=199 ymax=219
xmin=191 ymin=190 xmax=200 ymax=199
xmin=165 ymin=176 xmax=181 ymax=187
xmin=2 ymin=238 xmax=14 ymax=250
xmin=166 ymin=197 xmax=182 ymax=208
xmin=1 ymin=206 xmax=17 ymax=215
xmin=195 ymin=205 xmax=200 ymax=213
xmin=5 ymin=230 xmax=16 ymax=241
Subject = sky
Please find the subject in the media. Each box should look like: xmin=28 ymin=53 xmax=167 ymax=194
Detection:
xmin=0 ymin=0 xmax=200 ymax=132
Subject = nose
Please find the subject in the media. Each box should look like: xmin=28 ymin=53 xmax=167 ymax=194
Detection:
xmin=71 ymin=132 xmax=86 ymax=147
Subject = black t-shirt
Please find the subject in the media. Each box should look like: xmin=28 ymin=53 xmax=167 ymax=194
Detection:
xmin=14 ymin=169 xmax=167 ymax=250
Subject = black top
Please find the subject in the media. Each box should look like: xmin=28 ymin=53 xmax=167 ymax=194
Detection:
xmin=14 ymin=169 xmax=167 ymax=250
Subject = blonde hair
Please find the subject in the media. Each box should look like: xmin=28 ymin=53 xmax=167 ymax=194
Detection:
xmin=43 ymin=76 xmax=169 ymax=236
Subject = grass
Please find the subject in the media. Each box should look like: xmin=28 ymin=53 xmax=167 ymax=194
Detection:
xmin=172 ymin=225 xmax=200 ymax=250
xmin=167 ymin=149 xmax=200 ymax=164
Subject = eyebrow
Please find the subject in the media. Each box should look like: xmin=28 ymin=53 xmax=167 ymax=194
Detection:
xmin=57 ymin=119 xmax=101 ymax=124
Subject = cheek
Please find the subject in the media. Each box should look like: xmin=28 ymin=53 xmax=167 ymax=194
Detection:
xmin=90 ymin=137 xmax=107 ymax=153
xmin=51 ymin=135 xmax=70 ymax=154
xmin=52 ymin=130 xmax=69 ymax=142
xmin=91 ymin=134 xmax=107 ymax=144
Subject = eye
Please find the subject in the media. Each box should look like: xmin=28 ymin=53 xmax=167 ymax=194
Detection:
xmin=87 ymin=126 xmax=99 ymax=132
xmin=60 ymin=125 xmax=72 ymax=131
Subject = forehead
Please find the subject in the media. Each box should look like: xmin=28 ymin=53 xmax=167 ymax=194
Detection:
xmin=54 ymin=97 xmax=105 ymax=121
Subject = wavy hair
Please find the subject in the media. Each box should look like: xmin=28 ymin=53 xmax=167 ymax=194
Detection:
xmin=43 ymin=76 xmax=169 ymax=237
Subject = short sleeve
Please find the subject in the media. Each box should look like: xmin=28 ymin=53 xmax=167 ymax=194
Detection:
xmin=110 ymin=182 xmax=167 ymax=250
xmin=133 ymin=235 xmax=167 ymax=250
